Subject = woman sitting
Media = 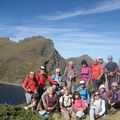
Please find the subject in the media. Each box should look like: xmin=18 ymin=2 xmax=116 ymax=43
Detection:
xmin=59 ymin=88 xmax=73 ymax=120
xmin=99 ymin=84 xmax=107 ymax=101
xmin=72 ymin=91 xmax=87 ymax=120
xmin=90 ymin=92 xmax=106 ymax=120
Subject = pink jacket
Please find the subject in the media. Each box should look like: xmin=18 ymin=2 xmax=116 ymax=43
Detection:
xmin=80 ymin=67 xmax=91 ymax=81
xmin=72 ymin=99 xmax=87 ymax=111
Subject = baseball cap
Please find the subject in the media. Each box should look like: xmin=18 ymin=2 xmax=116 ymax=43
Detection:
xmin=80 ymin=80 xmax=85 ymax=84
xmin=40 ymin=66 xmax=45 ymax=70
xmin=108 ymin=55 xmax=113 ymax=59
xmin=94 ymin=92 xmax=100 ymax=95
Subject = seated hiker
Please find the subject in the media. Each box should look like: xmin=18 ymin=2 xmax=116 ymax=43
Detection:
xmin=72 ymin=91 xmax=87 ymax=120
xmin=64 ymin=61 xmax=77 ymax=93
xmin=51 ymin=68 xmax=65 ymax=87
xmin=90 ymin=92 xmax=106 ymax=120
xmin=80 ymin=60 xmax=91 ymax=87
xmin=36 ymin=66 xmax=54 ymax=98
xmin=98 ymin=84 xmax=107 ymax=101
xmin=59 ymin=88 xmax=73 ymax=120
xmin=42 ymin=87 xmax=58 ymax=113
xmin=22 ymin=71 xmax=39 ymax=110
xmin=105 ymin=82 xmax=120 ymax=109
xmin=40 ymin=81 xmax=60 ymax=109
xmin=76 ymin=80 xmax=90 ymax=105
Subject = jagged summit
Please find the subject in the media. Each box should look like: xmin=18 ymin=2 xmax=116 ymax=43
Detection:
xmin=0 ymin=36 xmax=65 ymax=84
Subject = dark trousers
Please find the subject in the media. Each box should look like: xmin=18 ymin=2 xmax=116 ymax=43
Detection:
xmin=93 ymin=80 xmax=102 ymax=91
xmin=112 ymin=101 xmax=120 ymax=109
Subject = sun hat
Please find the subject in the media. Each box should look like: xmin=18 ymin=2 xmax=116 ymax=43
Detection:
xmin=112 ymin=82 xmax=118 ymax=87
xmin=99 ymin=84 xmax=105 ymax=89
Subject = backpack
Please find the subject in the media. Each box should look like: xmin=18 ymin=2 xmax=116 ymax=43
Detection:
xmin=111 ymin=90 xmax=119 ymax=102
xmin=52 ymin=74 xmax=64 ymax=82
xmin=62 ymin=95 xmax=72 ymax=108
xmin=92 ymin=98 xmax=107 ymax=115
xmin=24 ymin=76 xmax=38 ymax=90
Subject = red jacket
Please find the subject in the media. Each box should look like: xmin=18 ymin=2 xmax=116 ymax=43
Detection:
xmin=37 ymin=72 xmax=54 ymax=88
xmin=23 ymin=76 xmax=38 ymax=93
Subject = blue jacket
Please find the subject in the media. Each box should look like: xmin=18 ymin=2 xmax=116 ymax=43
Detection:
xmin=76 ymin=87 xmax=90 ymax=101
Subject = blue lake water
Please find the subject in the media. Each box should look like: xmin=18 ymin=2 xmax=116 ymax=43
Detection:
xmin=0 ymin=83 xmax=26 ymax=105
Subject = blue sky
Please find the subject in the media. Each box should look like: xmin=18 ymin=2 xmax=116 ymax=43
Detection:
xmin=0 ymin=0 xmax=120 ymax=62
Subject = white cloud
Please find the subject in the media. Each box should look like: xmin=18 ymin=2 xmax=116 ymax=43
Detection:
xmin=0 ymin=25 xmax=120 ymax=60
xmin=56 ymin=42 xmax=120 ymax=50
xmin=40 ymin=0 xmax=120 ymax=20
xmin=0 ymin=25 xmax=120 ymax=46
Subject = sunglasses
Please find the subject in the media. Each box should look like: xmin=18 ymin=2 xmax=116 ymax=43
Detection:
xmin=95 ymin=94 xmax=100 ymax=96
xmin=112 ymin=86 xmax=117 ymax=87
xmin=80 ymin=84 xmax=84 ymax=85
xmin=100 ymin=87 xmax=105 ymax=89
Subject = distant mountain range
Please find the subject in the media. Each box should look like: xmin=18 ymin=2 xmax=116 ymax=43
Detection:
xmin=0 ymin=36 xmax=92 ymax=84
xmin=66 ymin=55 xmax=93 ymax=69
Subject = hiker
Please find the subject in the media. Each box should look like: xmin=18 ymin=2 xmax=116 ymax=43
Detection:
xmin=98 ymin=57 xmax=106 ymax=84
xmin=51 ymin=68 xmax=65 ymax=88
xmin=72 ymin=91 xmax=87 ymax=120
xmin=59 ymin=88 xmax=73 ymax=120
xmin=98 ymin=84 xmax=107 ymax=101
xmin=42 ymin=87 xmax=59 ymax=113
xmin=90 ymin=92 xmax=106 ymax=120
xmin=98 ymin=57 xmax=105 ymax=69
xmin=41 ymin=81 xmax=60 ymax=107
xmin=76 ymin=80 xmax=90 ymax=105
xmin=80 ymin=60 xmax=91 ymax=87
xmin=91 ymin=59 xmax=104 ymax=91
xmin=39 ymin=82 xmax=61 ymax=109
xmin=105 ymin=56 xmax=119 ymax=90
xmin=23 ymin=71 xmax=38 ymax=104
xmin=36 ymin=66 xmax=54 ymax=98
xmin=105 ymin=82 xmax=120 ymax=110
xmin=64 ymin=61 xmax=77 ymax=93
xmin=22 ymin=71 xmax=39 ymax=110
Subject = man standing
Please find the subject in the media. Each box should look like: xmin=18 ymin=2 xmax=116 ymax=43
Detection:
xmin=23 ymin=71 xmax=38 ymax=105
xmin=105 ymin=56 xmax=119 ymax=90
xmin=37 ymin=66 xmax=54 ymax=98
xmin=91 ymin=59 xmax=104 ymax=91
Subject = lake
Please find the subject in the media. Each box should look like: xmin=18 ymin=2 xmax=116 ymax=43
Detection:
xmin=0 ymin=83 xmax=26 ymax=105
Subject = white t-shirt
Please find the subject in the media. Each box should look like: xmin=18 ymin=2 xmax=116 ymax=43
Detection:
xmin=59 ymin=95 xmax=73 ymax=108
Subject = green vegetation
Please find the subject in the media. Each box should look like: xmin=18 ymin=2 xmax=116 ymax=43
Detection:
xmin=0 ymin=104 xmax=120 ymax=120
xmin=0 ymin=104 xmax=44 ymax=120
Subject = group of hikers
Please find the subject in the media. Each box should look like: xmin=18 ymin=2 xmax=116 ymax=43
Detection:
xmin=22 ymin=55 xmax=120 ymax=120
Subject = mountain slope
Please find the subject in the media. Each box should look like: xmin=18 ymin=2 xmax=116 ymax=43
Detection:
xmin=0 ymin=36 xmax=65 ymax=84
